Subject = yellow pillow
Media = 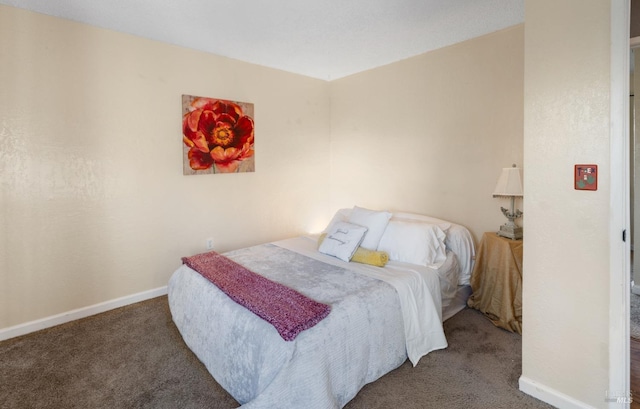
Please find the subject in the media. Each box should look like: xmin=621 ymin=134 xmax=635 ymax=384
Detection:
xmin=318 ymin=233 xmax=389 ymax=267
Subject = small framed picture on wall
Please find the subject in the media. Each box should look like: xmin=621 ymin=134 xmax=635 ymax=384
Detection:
xmin=182 ymin=95 xmax=255 ymax=175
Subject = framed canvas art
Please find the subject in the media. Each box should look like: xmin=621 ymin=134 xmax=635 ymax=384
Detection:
xmin=182 ymin=95 xmax=255 ymax=175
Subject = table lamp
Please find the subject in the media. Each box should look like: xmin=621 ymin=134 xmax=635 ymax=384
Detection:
xmin=493 ymin=164 xmax=523 ymax=240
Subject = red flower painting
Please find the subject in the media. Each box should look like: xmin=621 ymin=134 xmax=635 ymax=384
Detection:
xmin=182 ymin=96 xmax=255 ymax=174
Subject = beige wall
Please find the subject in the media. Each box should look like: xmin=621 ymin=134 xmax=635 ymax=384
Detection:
xmin=0 ymin=6 xmax=331 ymax=329
xmin=522 ymin=0 xmax=613 ymax=407
xmin=328 ymin=26 xmax=525 ymax=242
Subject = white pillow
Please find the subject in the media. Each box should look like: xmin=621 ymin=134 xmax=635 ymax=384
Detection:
xmin=392 ymin=212 xmax=452 ymax=232
xmin=348 ymin=206 xmax=392 ymax=250
xmin=318 ymin=221 xmax=368 ymax=262
xmin=377 ymin=220 xmax=447 ymax=266
xmin=389 ymin=211 xmax=475 ymax=284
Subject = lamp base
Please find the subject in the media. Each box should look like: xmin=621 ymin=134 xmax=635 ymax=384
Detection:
xmin=497 ymin=224 xmax=523 ymax=240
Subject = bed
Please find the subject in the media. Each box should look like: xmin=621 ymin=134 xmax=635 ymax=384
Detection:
xmin=168 ymin=207 xmax=475 ymax=408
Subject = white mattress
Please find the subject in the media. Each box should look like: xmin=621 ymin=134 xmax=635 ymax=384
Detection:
xmin=169 ymin=235 xmax=470 ymax=408
xmin=442 ymin=285 xmax=472 ymax=321
xmin=170 ymin=240 xmax=427 ymax=408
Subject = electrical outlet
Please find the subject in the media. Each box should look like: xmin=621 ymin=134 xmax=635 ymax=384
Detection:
xmin=206 ymin=238 xmax=214 ymax=250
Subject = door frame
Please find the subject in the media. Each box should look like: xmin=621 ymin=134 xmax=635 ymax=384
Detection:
xmin=610 ymin=0 xmax=631 ymax=406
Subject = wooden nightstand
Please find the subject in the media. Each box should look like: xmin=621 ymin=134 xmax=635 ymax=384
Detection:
xmin=467 ymin=232 xmax=523 ymax=334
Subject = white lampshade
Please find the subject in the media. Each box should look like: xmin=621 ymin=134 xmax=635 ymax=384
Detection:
xmin=493 ymin=165 xmax=523 ymax=197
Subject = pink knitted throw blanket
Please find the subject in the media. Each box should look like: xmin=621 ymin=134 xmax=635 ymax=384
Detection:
xmin=182 ymin=251 xmax=331 ymax=341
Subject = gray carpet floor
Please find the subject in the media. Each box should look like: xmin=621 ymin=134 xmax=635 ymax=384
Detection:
xmin=0 ymin=297 xmax=553 ymax=409
xmin=631 ymin=291 xmax=640 ymax=339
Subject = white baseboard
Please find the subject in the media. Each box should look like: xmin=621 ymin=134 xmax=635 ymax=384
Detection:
xmin=0 ymin=286 xmax=168 ymax=342
xmin=519 ymin=376 xmax=598 ymax=409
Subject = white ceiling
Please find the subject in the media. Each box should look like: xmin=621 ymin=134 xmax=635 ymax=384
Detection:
xmin=0 ymin=0 xmax=524 ymax=81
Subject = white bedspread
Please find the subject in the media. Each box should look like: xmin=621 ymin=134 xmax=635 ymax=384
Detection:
xmin=275 ymin=235 xmax=447 ymax=365
xmin=168 ymin=236 xmax=448 ymax=408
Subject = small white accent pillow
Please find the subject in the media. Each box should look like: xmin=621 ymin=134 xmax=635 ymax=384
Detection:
xmin=348 ymin=206 xmax=392 ymax=250
xmin=377 ymin=220 xmax=447 ymax=267
xmin=318 ymin=221 xmax=368 ymax=262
